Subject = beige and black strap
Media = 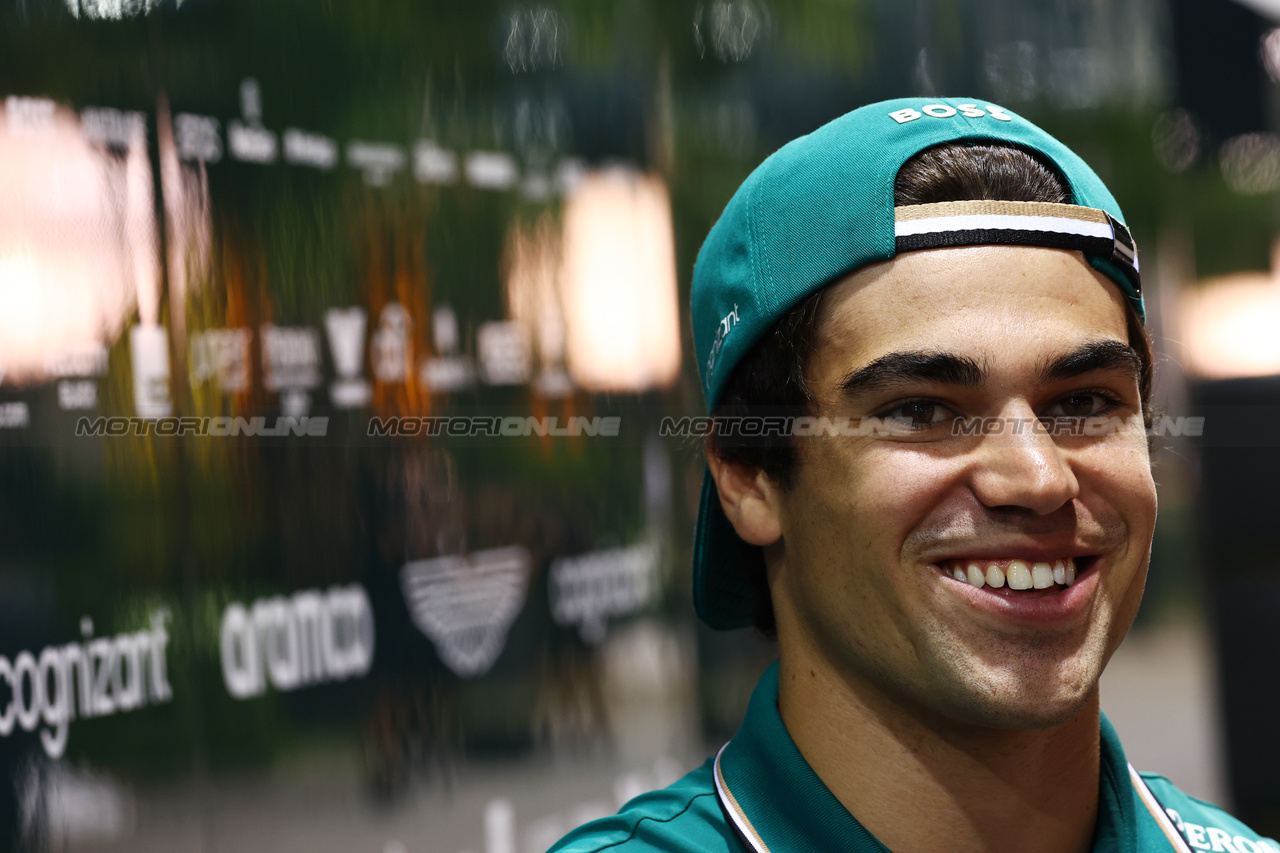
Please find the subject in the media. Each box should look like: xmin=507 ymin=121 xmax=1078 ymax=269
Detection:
xmin=893 ymin=200 xmax=1140 ymax=295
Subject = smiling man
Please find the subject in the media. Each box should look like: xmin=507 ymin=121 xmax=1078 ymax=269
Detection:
xmin=548 ymin=98 xmax=1277 ymax=853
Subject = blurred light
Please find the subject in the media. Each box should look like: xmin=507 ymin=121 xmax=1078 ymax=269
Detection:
xmin=1153 ymin=109 xmax=1202 ymax=173
xmin=554 ymin=157 xmax=587 ymax=194
xmin=477 ymin=320 xmax=532 ymax=385
xmin=283 ymin=129 xmax=338 ymax=170
xmin=559 ymin=168 xmax=681 ymax=392
xmin=1180 ymin=268 xmax=1280 ymax=379
xmin=1047 ymin=47 xmax=1107 ymax=110
xmin=1220 ymin=133 xmax=1280 ymax=194
xmin=433 ymin=306 xmax=460 ymax=353
xmin=984 ymin=42 xmax=1039 ymax=102
xmin=420 ymin=306 xmax=476 ymax=392
xmin=64 ymin=0 xmax=159 ymax=20
xmin=1263 ymin=29 xmax=1280 ymax=83
xmin=371 ymin=303 xmax=412 ymax=383
xmin=513 ymin=96 xmax=567 ymax=159
xmin=505 ymin=214 xmax=571 ymax=394
xmin=130 ymin=324 xmax=171 ymax=417
xmin=1237 ymin=0 xmax=1280 ymax=17
xmin=191 ymin=328 xmax=251 ymax=394
xmin=228 ymin=121 xmax=277 ymax=164
xmin=0 ymin=99 xmax=155 ymax=383
xmin=261 ymin=324 xmax=321 ymax=391
xmin=239 ymin=79 xmax=262 ymax=122
xmin=413 ymin=140 xmax=459 ymax=184
xmin=23 ymin=764 xmax=133 ymax=847
xmin=694 ymin=0 xmax=766 ymax=63
xmin=466 ymin=151 xmax=519 ymax=190
xmin=81 ymin=107 xmax=144 ymax=149
xmin=174 ymin=113 xmax=222 ymax=163
xmin=6 ymin=96 xmax=55 ymax=136
xmin=347 ymin=141 xmax=406 ymax=186
xmin=502 ymin=6 xmax=563 ymax=74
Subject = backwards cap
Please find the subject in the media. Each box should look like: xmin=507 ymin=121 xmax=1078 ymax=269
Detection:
xmin=690 ymin=96 xmax=1143 ymax=631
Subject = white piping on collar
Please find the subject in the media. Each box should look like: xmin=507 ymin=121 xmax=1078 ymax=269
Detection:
xmin=714 ymin=745 xmax=1191 ymax=853
xmin=1129 ymin=763 xmax=1195 ymax=853
xmin=713 ymin=743 xmax=772 ymax=853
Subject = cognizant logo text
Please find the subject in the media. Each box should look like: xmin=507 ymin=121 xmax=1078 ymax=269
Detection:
xmin=0 ymin=611 xmax=173 ymax=759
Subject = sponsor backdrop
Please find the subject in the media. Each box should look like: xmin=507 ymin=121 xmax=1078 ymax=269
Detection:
xmin=1 ymin=0 xmax=1279 ymax=849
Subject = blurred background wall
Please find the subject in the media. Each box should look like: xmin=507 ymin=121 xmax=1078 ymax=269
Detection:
xmin=2 ymin=0 xmax=1280 ymax=849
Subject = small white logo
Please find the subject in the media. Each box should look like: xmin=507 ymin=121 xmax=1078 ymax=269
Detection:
xmin=190 ymin=328 xmax=251 ymax=393
xmin=400 ymin=547 xmax=531 ymax=677
xmin=550 ymin=542 xmax=658 ymax=644
xmin=130 ymin=324 xmax=172 ymax=418
xmin=261 ymin=324 xmax=321 ymax=391
xmin=477 ymin=321 xmax=531 ymax=385
xmin=371 ymin=303 xmax=412 ymax=383
xmin=889 ymin=103 xmax=1012 ymax=124
xmin=220 ymin=585 xmax=375 ymax=699
xmin=421 ymin=306 xmax=477 ymax=392
xmin=324 ymin=308 xmax=371 ymax=407
xmin=705 ymin=303 xmax=740 ymax=382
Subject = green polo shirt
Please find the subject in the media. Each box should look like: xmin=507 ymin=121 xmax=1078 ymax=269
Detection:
xmin=549 ymin=662 xmax=1279 ymax=853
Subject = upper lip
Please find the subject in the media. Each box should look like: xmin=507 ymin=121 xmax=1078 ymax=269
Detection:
xmin=923 ymin=543 xmax=1102 ymax=565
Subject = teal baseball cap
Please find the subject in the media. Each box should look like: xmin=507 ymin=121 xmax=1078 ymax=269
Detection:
xmin=690 ymin=96 xmax=1144 ymax=631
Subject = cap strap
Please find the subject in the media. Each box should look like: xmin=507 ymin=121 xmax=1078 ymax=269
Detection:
xmin=893 ymin=200 xmax=1140 ymax=296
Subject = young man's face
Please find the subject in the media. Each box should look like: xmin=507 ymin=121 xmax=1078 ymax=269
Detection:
xmin=766 ymin=245 xmax=1157 ymax=729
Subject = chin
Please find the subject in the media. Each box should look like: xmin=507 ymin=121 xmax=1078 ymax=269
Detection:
xmin=953 ymin=688 xmax=1097 ymax=731
xmin=928 ymin=653 xmax=1105 ymax=731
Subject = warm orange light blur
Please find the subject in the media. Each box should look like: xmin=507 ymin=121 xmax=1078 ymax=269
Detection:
xmin=558 ymin=168 xmax=681 ymax=392
xmin=1179 ymin=270 xmax=1280 ymax=379
xmin=0 ymin=99 xmax=156 ymax=383
xmin=505 ymin=213 xmax=568 ymax=393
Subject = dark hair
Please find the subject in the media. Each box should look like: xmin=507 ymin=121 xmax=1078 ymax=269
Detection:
xmin=710 ymin=142 xmax=1154 ymax=637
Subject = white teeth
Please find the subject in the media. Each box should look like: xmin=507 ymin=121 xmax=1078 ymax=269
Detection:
xmin=945 ymin=557 xmax=1084 ymax=591
xmin=1032 ymin=562 xmax=1054 ymax=589
xmin=1006 ymin=560 xmax=1033 ymax=590
xmin=965 ymin=563 xmax=986 ymax=589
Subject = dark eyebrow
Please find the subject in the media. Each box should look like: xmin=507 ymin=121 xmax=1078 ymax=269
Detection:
xmin=1038 ymin=339 xmax=1142 ymax=385
xmin=834 ymin=339 xmax=1142 ymax=402
xmin=836 ymin=351 xmax=986 ymax=400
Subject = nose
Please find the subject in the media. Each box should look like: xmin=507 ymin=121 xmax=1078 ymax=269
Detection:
xmin=968 ymin=403 xmax=1079 ymax=515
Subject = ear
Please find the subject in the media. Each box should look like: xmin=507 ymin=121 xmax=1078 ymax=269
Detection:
xmin=706 ymin=451 xmax=785 ymax=548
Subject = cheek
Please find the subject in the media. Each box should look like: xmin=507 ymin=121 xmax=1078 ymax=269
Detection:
xmin=1076 ymin=441 xmax=1158 ymax=529
xmin=787 ymin=441 xmax=958 ymax=560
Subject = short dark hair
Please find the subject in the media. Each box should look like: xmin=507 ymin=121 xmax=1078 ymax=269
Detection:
xmin=709 ymin=142 xmax=1154 ymax=637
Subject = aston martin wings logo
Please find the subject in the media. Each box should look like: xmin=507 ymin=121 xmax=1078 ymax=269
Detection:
xmin=399 ymin=546 xmax=532 ymax=677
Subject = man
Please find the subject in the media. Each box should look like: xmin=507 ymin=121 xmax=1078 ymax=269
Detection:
xmin=549 ymin=98 xmax=1277 ymax=853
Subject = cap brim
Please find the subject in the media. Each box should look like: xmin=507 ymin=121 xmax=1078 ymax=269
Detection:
xmin=693 ymin=466 xmax=766 ymax=631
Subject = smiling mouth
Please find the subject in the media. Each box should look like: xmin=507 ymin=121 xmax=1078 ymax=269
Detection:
xmin=935 ymin=557 xmax=1095 ymax=593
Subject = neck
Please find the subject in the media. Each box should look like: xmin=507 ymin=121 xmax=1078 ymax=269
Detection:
xmin=777 ymin=654 xmax=1101 ymax=853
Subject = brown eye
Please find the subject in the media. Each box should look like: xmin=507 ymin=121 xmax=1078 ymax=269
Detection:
xmin=885 ymin=401 xmax=943 ymax=425
xmin=1056 ymin=394 xmax=1102 ymax=418
xmin=903 ymin=402 xmax=936 ymax=424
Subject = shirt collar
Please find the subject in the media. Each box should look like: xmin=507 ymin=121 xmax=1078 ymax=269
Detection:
xmin=715 ymin=660 xmax=1154 ymax=853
